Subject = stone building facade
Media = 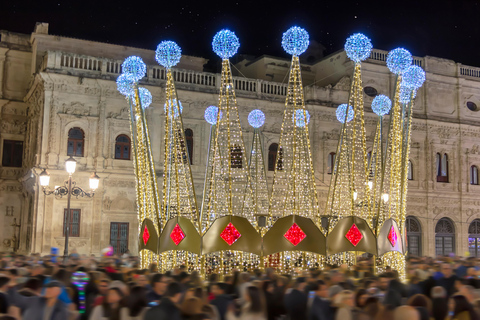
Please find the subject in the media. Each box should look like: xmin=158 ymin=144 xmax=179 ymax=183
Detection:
xmin=2 ymin=23 xmax=480 ymax=257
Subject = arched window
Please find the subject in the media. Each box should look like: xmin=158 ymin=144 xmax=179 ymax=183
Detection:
xmin=115 ymin=135 xmax=131 ymax=160
xmin=468 ymin=219 xmax=480 ymax=257
xmin=185 ymin=129 xmax=193 ymax=165
xmin=327 ymin=152 xmax=336 ymax=174
xmin=406 ymin=216 xmax=422 ymax=256
xmin=471 ymin=166 xmax=479 ymax=185
xmin=230 ymin=144 xmax=242 ymax=168
xmin=408 ymin=160 xmax=413 ymax=180
xmin=268 ymin=143 xmax=284 ymax=171
xmin=67 ymin=127 xmax=85 ymax=157
xmin=436 ymin=153 xmax=449 ymax=182
xmin=435 ymin=218 xmax=455 ymax=256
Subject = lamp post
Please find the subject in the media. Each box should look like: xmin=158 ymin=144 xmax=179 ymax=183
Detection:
xmin=39 ymin=157 xmax=99 ymax=262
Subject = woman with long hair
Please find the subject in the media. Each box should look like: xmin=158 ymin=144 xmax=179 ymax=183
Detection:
xmin=355 ymin=289 xmax=369 ymax=309
xmin=89 ymin=287 xmax=124 ymax=320
xmin=334 ymin=290 xmax=355 ymax=320
xmin=226 ymin=286 xmax=266 ymax=320
xmin=181 ymin=297 xmax=207 ymax=320
xmin=119 ymin=286 xmax=148 ymax=320
xmin=449 ymin=295 xmax=479 ymax=320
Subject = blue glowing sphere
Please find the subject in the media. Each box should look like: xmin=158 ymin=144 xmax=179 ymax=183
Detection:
xmin=133 ymin=87 xmax=152 ymax=109
xmin=281 ymin=26 xmax=309 ymax=56
xmin=336 ymin=104 xmax=354 ymax=123
xmin=204 ymin=106 xmax=220 ymax=125
xmin=399 ymin=86 xmax=416 ymax=104
xmin=344 ymin=33 xmax=373 ymax=63
xmin=371 ymin=95 xmax=392 ymax=116
xmin=155 ymin=41 xmax=182 ymax=68
xmin=402 ymin=65 xmax=426 ymax=89
xmin=164 ymin=99 xmax=183 ymax=117
xmin=386 ymin=48 xmax=412 ymax=75
xmin=248 ymin=109 xmax=265 ymax=128
xmin=121 ymin=56 xmax=146 ymax=81
xmin=212 ymin=29 xmax=240 ymax=59
xmin=116 ymin=73 xmax=136 ymax=97
xmin=293 ymin=109 xmax=310 ymax=127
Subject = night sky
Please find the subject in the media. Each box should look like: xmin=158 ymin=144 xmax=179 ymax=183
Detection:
xmin=1 ymin=0 xmax=480 ymax=67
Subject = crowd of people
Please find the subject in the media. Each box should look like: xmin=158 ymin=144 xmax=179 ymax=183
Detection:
xmin=0 ymin=252 xmax=480 ymax=320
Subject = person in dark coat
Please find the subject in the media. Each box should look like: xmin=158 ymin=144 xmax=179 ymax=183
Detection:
xmin=210 ymin=282 xmax=233 ymax=320
xmin=144 ymin=282 xmax=182 ymax=320
xmin=309 ymin=280 xmax=333 ymax=320
xmin=437 ymin=263 xmax=458 ymax=297
xmin=285 ymin=278 xmax=308 ymax=320
xmin=6 ymin=279 xmax=68 ymax=320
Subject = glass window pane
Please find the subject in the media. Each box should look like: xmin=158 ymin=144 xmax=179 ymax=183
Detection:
xmin=76 ymin=142 xmax=83 ymax=156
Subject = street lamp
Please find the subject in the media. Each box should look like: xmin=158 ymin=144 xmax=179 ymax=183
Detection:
xmin=39 ymin=157 xmax=99 ymax=262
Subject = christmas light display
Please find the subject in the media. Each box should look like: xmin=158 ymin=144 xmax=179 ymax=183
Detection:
xmin=344 ymin=33 xmax=373 ymax=63
xmin=163 ymin=99 xmax=183 ymax=117
xmin=293 ymin=109 xmax=311 ymax=127
xmin=371 ymin=95 xmax=392 ymax=116
xmin=386 ymin=48 xmax=412 ymax=75
xmin=72 ymin=272 xmax=89 ymax=314
xmin=133 ymin=87 xmax=152 ymax=108
xmin=402 ymin=65 xmax=426 ymax=89
xmin=336 ymin=104 xmax=354 ymax=123
xmin=116 ymin=73 xmax=136 ymax=97
xmin=155 ymin=40 xmax=182 ymax=69
xmin=121 ymin=56 xmax=147 ymax=81
xmin=248 ymin=109 xmax=265 ymax=128
xmin=281 ymin=26 xmax=309 ymax=56
xmin=204 ymin=106 xmax=220 ymax=125
xmin=212 ymin=29 xmax=240 ymax=59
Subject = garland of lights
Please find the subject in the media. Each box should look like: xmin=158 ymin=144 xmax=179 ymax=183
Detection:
xmin=72 ymin=272 xmax=89 ymax=314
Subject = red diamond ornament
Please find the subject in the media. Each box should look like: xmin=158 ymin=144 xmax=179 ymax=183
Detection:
xmin=170 ymin=224 xmax=186 ymax=245
xmin=388 ymin=226 xmax=397 ymax=247
xmin=345 ymin=223 xmax=363 ymax=246
xmin=284 ymin=223 xmax=306 ymax=246
xmin=220 ymin=223 xmax=241 ymax=245
xmin=142 ymin=225 xmax=150 ymax=245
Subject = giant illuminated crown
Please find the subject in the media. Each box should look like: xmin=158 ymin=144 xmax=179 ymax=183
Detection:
xmin=117 ymin=27 xmax=425 ymax=277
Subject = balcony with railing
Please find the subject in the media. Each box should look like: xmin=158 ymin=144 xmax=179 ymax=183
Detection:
xmin=41 ymin=51 xmax=289 ymax=98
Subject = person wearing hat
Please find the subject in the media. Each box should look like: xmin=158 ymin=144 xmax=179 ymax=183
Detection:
xmin=6 ymin=279 xmax=68 ymax=320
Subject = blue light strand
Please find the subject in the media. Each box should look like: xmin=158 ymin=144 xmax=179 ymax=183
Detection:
xmin=344 ymin=33 xmax=373 ymax=63
xmin=121 ymin=56 xmax=146 ymax=81
xmin=155 ymin=41 xmax=182 ymax=69
xmin=293 ymin=109 xmax=310 ymax=127
xmin=386 ymin=48 xmax=412 ymax=75
xmin=116 ymin=73 xmax=136 ymax=97
xmin=399 ymin=85 xmax=416 ymax=104
xmin=336 ymin=104 xmax=354 ymax=123
xmin=212 ymin=29 xmax=240 ymax=59
xmin=281 ymin=26 xmax=309 ymax=56
xmin=248 ymin=109 xmax=265 ymax=128
xmin=204 ymin=106 xmax=220 ymax=125
xmin=401 ymin=65 xmax=426 ymax=89
xmin=133 ymin=87 xmax=153 ymax=109
xmin=164 ymin=98 xmax=183 ymax=117
xmin=371 ymin=95 xmax=392 ymax=116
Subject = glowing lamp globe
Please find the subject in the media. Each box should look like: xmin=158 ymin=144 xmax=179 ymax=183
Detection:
xmin=281 ymin=26 xmax=309 ymax=56
xmin=121 ymin=56 xmax=146 ymax=81
xmin=164 ymin=99 xmax=183 ymax=117
xmin=133 ymin=87 xmax=153 ymax=109
xmin=399 ymin=86 xmax=415 ymax=104
xmin=248 ymin=109 xmax=265 ymax=128
xmin=204 ymin=106 xmax=220 ymax=125
xmin=39 ymin=169 xmax=50 ymax=187
xmin=89 ymin=172 xmax=100 ymax=190
xmin=402 ymin=65 xmax=426 ymax=89
xmin=116 ymin=73 xmax=136 ymax=97
xmin=65 ymin=156 xmax=77 ymax=175
xmin=371 ymin=95 xmax=392 ymax=116
xmin=212 ymin=29 xmax=240 ymax=59
xmin=386 ymin=48 xmax=412 ymax=75
xmin=155 ymin=41 xmax=182 ymax=69
xmin=293 ymin=109 xmax=310 ymax=127
xmin=344 ymin=33 xmax=373 ymax=63
xmin=336 ymin=104 xmax=354 ymax=123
